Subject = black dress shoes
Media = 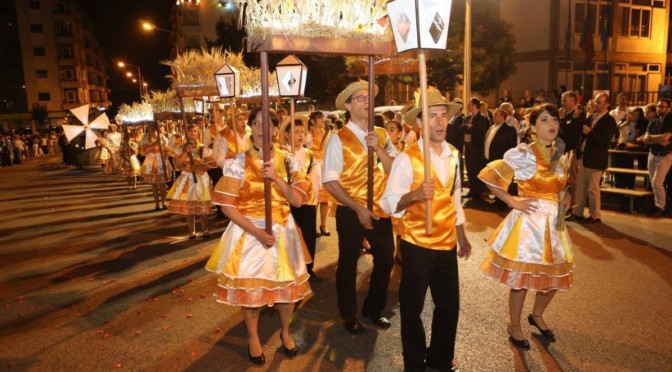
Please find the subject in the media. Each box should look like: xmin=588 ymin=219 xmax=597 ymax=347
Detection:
xmin=307 ymin=271 xmax=324 ymax=283
xmin=247 ymin=346 xmax=265 ymax=365
xmin=363 ymin=313 xmax=391 ymax=329
xmin=343 ymin=318 xmax=366 ymax=334
xmin=507 ymin=326 xmax=530 ymax=350
xmin=279 ymin=334 xmax=298 ymax=358
xmin=582 ymin=217 xmax=601 ymax=224
xmin=564 ymin=214 xmax=583 ymax=222
xmin=528 ymin=314 xmax=556 ymax=340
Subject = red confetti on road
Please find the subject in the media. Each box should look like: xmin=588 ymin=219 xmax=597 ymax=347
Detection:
xmin=186 ymin=313 xmax=194 ymax=319
xmin=114 ymin=363 xmax=122 ymax=369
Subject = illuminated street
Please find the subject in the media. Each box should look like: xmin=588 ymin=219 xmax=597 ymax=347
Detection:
xmin=1 ymin=155 xmax=671 ymax=371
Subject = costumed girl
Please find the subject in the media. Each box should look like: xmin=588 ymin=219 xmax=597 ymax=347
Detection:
xmin=478 ymin=103 xmax=574 ymax=349
xmin=305 ymin=110 xmax=332 ymax=237
xmin=119 ymin=129 xmax=141 ymax=190
xmin=167 ymin=124 xmax=216 ymax=239
xmin=206 ymin=107 xmax=312 ymax=366
xmin=140 ymin=123 xmax=172 ymax=211
xmin=95 ymin=130 xmax=111 ymax=174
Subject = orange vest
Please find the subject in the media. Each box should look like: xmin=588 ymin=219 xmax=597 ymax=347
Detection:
xmin=336 ymin=126 xmax=388 ymax=217
xmin=219 ymin=126 xmax=239 ymax=159
xmin=401 ymin=143 xmax=459 ymax=250
xmin=517 ymin=145 xmax=567 ymax=202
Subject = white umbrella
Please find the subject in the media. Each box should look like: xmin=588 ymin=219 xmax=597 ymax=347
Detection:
xmin=61 ymin=104 xmax=110 ymax=149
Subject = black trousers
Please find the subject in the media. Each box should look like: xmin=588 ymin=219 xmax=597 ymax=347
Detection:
xmin=335 ymin=206 xmax=394 ymax=321
xmin=464 ymin=144 xmax=485 ymax=195
xmin=290 ymin=204 xmax=317 ymax=272
xmin=399 ymin=240 xmax=460 ymax=372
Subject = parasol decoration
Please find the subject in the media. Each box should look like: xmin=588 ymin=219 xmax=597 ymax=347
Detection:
xmin=61 ymin=104 xmax=111 ymax=149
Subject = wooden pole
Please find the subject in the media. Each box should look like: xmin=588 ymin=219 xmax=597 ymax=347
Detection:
xmin=261 ymin=51 xmax=272 ymax=234
xmin=367 ymin=55 xmax=375 ymax=211
xmin=290 ymin=97 xmax=295 ymax=154
xmin=463 ymin=0 xmax=472 ymax=105
xmin=418 ymin=50 xmax=432 ymax=234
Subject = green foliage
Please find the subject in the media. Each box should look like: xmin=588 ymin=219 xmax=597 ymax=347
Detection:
xmin=428 ymin=0 xmax=516 ymax=92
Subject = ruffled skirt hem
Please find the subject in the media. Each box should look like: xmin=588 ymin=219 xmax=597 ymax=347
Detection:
xmin=480 ymin=249 xmax=573 ymax=292
xmin=213 ymin=273 xmax=312 ymax=307
xmin=142 ymin=174 xmax=170 ymax=184
xmin=167 ymin=199 xmax=213 ymax=215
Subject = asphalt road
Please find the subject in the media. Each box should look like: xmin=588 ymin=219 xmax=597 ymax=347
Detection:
xmin=1 ymin=155 xmax=671 ymax=371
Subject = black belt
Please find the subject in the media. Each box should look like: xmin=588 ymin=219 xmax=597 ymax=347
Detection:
xmin=652 ymin=151 xmax=671 ymax=156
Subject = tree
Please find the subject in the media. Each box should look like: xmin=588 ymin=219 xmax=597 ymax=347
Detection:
xmin=427 ymin=0 xmax=516 ymax=92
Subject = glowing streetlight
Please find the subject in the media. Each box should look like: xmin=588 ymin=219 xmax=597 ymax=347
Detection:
xmin=141 ymin=20 xmax=180 ymax=55
xmin=126 ymin=71 xmax=133 ymax=77
xmin=117 ymin=60 xmax=144 ymax=99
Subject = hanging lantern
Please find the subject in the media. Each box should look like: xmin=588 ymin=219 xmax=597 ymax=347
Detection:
xmin=387 ymin=0 xmax=452 ymax=54
xmin=275 ymin=55 xmax=308 ymax=97
xmin=214 ymin=63 xmax=240 ymax=98
xmin=194 ymin=98 xmax=205 ymax=114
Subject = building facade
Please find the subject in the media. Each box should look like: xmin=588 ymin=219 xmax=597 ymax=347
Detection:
xmin=169 ymin=0 xmax=237 ymax=57
xmin=499 ymin=0 xmax=670 ymax=104
xmin=0 ymin=0 xmax=110 ymax=132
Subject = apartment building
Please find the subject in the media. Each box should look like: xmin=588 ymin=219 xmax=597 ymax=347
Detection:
xmin=169 ymin=0 xmax=237 ymax=57
xmin=499 ymin=0 xmax=670 ymax=104
xmin=0 ymin=0 xmax=110 ymax=131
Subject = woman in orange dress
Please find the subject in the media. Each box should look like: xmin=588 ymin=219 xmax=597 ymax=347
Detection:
xmin=306 ymin=111 xmax=332 ymax=236
xmin=478 ymin=104 xmax=573 ymax=349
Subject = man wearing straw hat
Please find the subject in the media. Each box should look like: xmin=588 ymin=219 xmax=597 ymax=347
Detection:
xmin=381 ymin=90 xmax=472 ymax=372
xmin=323 ymin=80 xmax=397 ymax=334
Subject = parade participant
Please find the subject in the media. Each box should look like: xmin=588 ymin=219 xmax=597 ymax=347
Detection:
xmin=281 ymin=117 xmax=322 ymax=281
xmin=106 ymin=124 xmax=122 ymax=174
xmin=305 ymin=110 xmax=332 ymax=237
xmin=95 ymin=130 xmax=111 ymax=174
xmin=206 ymin=107 xmax=312 ymax=366
xmin=140 ymin=124 xmax=172 ymax=211
xmin=323 ymin=80 xmax=396 ymax=334
xmin=478 ymin=103 xmax=574 ymax=349
xmin=381 ymin=90 xmax=471 ymax=372
xmin=167 ymin=124 xmax=216 ymax=238
xmin=119 ymin=130 xmax=141 ymax=190
xmin=385 ymin=119 xmax=406 ymax=263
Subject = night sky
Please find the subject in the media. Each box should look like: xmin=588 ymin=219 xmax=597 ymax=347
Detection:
xmin=78 ymin=0 xmax=174 ymax=110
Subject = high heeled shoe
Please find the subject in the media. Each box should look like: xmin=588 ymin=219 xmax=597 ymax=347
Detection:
xmin=279 ymin=333 xmax=298 ymax=358
xmin=528 ymin=314 xmax=556 ymax=340
xmin=247 ymin=346 xmax=265 ymax=365
xmin=319 ymin=225 xmax=331 ymax=237
xmin=507 ymin=326 xmax=530 ymax=350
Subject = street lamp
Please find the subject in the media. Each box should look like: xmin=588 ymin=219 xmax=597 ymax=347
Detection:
xmin=141 ymin=21 xmax=180 ymax=55
xmin=117 ymin=60 xmax=144 ymax=99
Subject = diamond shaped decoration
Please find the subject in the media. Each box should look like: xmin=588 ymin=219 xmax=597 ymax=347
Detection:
xmin=396 ymin=12 xmax=411 ymax=44
xmin=282 ymin=71 xmax=297 ymax=93
xmin=429 ymin=11 xmax=445 ymax=44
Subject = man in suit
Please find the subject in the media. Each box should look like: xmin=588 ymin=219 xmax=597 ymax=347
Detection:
xmin=640 ymin=98 xmax=672 ymax=217
xmin=559 ymin=91 xmax=587 ymax=216
xmin=446 ymin=98 xmax=466 ymax=181
xmin=463 ymin=98 xmax=489 ymax=200
xmin=484 ymin=108 xmax=518 ymax=208
xmin=568 ymin=92 xmax=618 ymax=224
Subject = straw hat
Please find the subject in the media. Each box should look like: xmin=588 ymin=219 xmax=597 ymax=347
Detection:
xmin=279 ymin=113 xmax=309 ymax=146
xmin=335 ymin=80 xmax=379 ymax=111
xmin=403 ymin=90 xmax=462 ymax=125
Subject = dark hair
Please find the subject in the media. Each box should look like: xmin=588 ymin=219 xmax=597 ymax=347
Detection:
xmin=308 ymin=111 xmax=324 ymax=130
xmin=284 ymin=119 xmax=305 ymax=133
xmin=248 ymin=107 xmax=279 ymax=128
xmin=387 ymin=120 xmax=402 ymax=131
xmin=522 ymin=103 xmax=560 ymax=143
xmin=660 ymin=98 xmax=672 ymax=106
xmin=374 ymin=114 xmax=385 ymax=128
xmin=469 ymin=97 xmax=481 ymax=109
xmin=334 ymin=118 xmax=344 ymax=130
xmin=646 ymin=103 xmax=657 ymax=114
xmin=382 ymin=110 xmax=395 ymax=121
xmin=561 ymin=91 xmax=577 ymax=102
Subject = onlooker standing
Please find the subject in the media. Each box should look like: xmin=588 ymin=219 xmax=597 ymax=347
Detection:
xmin=559 ymin=91 xmax=587 ymax=214
xmin=106 ymin=124 xmax=122 ymax=174
xmin=639 ymin=98 xmax=672 ymax=217
xmin=463 ymin=98 xmax=489 ymax=200
xmin=12 ymin=136 xmax=25 ymax=164
xmin=484 ymin=108 xmax=518 ymax=208
xmin=610 ymin=93 xmax=629 ymax=148
xmin=568 ymin=92 xmax=618 ymax=224
xmin=446 ymin=98 xmax=466 ymax=179
xmin=499 ymin=89 xmax=514 ymax=105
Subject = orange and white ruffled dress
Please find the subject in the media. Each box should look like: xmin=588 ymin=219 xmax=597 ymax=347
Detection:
xmin=119 ymin=141 xmax=141 ymax=177
xmin=166 ymin=144 xmax=216 ymax=215
xmin=206 ymin=146 xmax=312 ymax=307
xmin=140 ymin=137 xmax=173 ymax=184
xmin=478 ymin=142 xmax=574 ymax=292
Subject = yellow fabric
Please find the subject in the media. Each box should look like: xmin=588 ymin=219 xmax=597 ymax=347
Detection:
xmin=309 ymin=127 xmax=329 ymax=160
xmin=543 ymin=218 xmax=554 ymax=264
xmin=517 ymin=145 xmax=567 ymax=202
xmin=219 ymin=231 xmax=245 ymax=277
xmin=400 ymin=143 xmax=458 ymax=250
xmin=178 ymin=143 xmax=216 ymax=174
xmin=336 ymin=127 xmax=388 ymax=217
xmin=219 ymin=126 xmax=240 ymax=159
xmin=479 ymin=160 xmax=515 ymax=191
xmin=498 ymin=213 xmax=524 ymax=260
xmin=275 ymin=232 xmax=295 ymax=282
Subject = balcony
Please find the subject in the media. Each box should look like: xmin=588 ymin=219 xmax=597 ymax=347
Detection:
xmin=60 ymin=80 xmax=82 ymax=89
xmin=53 ymin=12 xmax=75 ymax=22
xmin=57 ymin=57 xmax=78 ymax=65
xmin=55 ymin=34 xmax=76 ymax=44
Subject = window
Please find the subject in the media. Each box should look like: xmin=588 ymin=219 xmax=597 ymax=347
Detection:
xmin=574 ymin=1 xmax=612 ymax=35
xmin=33 ymin=47 xmax=46 ymax=56
xmin=56 ymin=23 xmax=72 ymax=36
xmin=30 ymin=24 xmax=43 ymax=33
xmin=60 ymin=67 xmax=75 ymax=81
xmin=28 ymin=1 xmax=40 ymax=9
xmin=621 ymin=6 xmax=652 ymax=38
xmin=619 ymin=0 xmax=666 ymax=7
xmin=38 ymin=92 xmax=51 ymax=101
xmin=58 ymin=45 xmax=73 ymax=58
xmin=63 ymin=89 xmax=77 ymax=104
xmin=56 ymin=0 xmax=70 ymax=13
xmin=36 ymin=70 xmax=48 ymax=78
